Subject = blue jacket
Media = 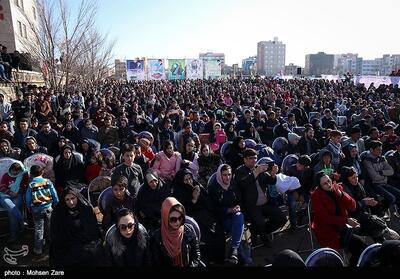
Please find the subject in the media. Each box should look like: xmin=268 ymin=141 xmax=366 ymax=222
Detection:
xmin=25 ymin=176 xmax=59 ymax=214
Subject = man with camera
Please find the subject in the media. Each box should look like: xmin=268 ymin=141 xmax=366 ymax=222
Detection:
xmin=234 ymin=148 xmax=287 ymax=247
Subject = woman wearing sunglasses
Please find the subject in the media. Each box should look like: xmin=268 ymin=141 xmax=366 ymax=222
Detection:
xmin=151 ymin=197 xmax=201 ymax=267
xmin=104 ymin=208 xmax=151 ymax=267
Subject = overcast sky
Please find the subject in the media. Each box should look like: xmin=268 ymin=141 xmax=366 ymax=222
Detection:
xmin=89 ymin=0 xmax=400 ymax=66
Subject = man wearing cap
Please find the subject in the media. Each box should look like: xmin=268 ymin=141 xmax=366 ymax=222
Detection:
xmin=234 ymin=148 xmax=287 ymax=246
xmin=343 ymin=125 xmax=365 ymax=153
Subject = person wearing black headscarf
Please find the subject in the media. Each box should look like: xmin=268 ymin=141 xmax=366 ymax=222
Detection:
xmin=136 ymin=170 xmax=172 ymax=233
xmin=224 ymin=136 xmax=246 ymax=172
xmin=172 ymin=168 xmax=223 ymax=264
xmin=49 ymin=187 xmax=101 ymax=266
xmin=54 ymin=145 xmax=85 ymax=190
xmin=224 ymin=122 xmax=237 ymax=142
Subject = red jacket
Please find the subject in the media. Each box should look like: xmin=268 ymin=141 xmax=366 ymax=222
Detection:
xmin=141 ymin=147 xmax=155 ymax=163
xmin=0 ymin=173 xmax=29 ymax=195
xmin=311 ymin=185 xmax=356 ymax=250
xmin=85 ymin=164 xmax=102 ymax=184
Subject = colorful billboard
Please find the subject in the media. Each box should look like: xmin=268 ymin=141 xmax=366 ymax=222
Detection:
xmin=167 ymin=59 xmax=185 ymax=80
xmin=126 ymin=59 xmax=145 ymax=81
xmin=148 ymin=59 xmax=165 ymax=80
xmin=204 ymin=59 xmax=222 ymax=79
xmin=186 ymin=59 xmax=203 ymax=80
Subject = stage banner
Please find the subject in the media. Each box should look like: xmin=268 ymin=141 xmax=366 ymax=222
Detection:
xmin=148 ymin=59 xmax=165 ymax=80
xmin=353 ymin=76 xmax=400 ymax=86
xmin=204 ymin=59 xmax=222 ymax=79
xmin=168 ymin=59 xmax=185 ymax=80
xmin=186 ymin=59 xmax=204 ymax=80
xmin=321 ymin=74 xmax=340 ymax=81
xmin=126 ymin=59 xmax=145 ymax=81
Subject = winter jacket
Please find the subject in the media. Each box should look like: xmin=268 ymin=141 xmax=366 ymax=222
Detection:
xmin=362 ymin=152 xmax=394 ymax=185
xmin=136 ymin=178 xmax=172 ymax=232
xmin=208 ymin=178 xmax=241 ymax=223
xmin=25 ymin=176 xmax=59 ymax=215
xmin=152 ymin=151 xmax=181 ymax=181
xmin=311 ymin=185 xmax=356 ymax=250
xmin=151 ymin=223 xmax=201 ymax=267
xmin=104 ymin=223 xmax=151 ymax=267
xmin=234 ymin=165 xmax=277 ymax=212
xmin=102 ymin=193 xmax=135 ymax=231
xmin=111 ymin=163 xmax=144 ymax=199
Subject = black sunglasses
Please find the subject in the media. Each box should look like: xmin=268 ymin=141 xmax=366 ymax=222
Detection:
xmin=118 ymin=222 xmax=135 ymax=231
xmin=169 ymin=216 xmax=183 ymax=223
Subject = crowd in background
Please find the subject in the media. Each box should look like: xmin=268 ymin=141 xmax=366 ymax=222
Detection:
xmin=1 ymin=75 xmax=400 ymax=267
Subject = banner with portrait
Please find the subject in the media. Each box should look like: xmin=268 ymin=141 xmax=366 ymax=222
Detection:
xmin=167 ymin=59 xmax=185 ymax=80
xmin=148 ymin=59 xmax=165 ymax=80
xmin=126 ymin=59 xmax=145 ymax=81
xmin=204 ymin=59 xmax=222 ymax=79
xmin=185 ymin=59 xmax=203 ymax=80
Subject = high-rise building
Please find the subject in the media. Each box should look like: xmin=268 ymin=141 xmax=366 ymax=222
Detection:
xmin=0 ymin=0 xmax=38 ymax=52
xmin=305 ymin=52 xmax=334 ymax=76
xmin=257 ymin=37 xmax=286 ymax=76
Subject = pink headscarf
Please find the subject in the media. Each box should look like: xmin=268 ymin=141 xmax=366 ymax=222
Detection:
xmin=161 ymin=197 xmax=184 ymax=267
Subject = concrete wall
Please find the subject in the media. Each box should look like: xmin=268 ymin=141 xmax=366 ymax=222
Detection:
xmin=0 ymin=0 xmax=16 ymax=50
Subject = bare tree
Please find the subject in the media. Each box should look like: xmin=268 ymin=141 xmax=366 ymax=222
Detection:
xmin=72 ymin=30 xmax=115 ymax=89
xmin=23 ymin=0 xmax=114 ymax=90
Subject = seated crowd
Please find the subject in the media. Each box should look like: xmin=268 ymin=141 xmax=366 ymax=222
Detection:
xmin=0 ymin=76 xmax=400 ymax=267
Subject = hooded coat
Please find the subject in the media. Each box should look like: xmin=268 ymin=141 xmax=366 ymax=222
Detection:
xmin=50 ymin=187 xmax=101 ymax=266
xmin=104 ymin=220 xmax=151 ymax=267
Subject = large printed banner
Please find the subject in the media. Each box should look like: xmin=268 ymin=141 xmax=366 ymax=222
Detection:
xmin=126 ymin=60 xmax=145 ymax=81
xmin=354 ymin=76 xmax=400 ymax=86
xmin=204 ymin=59 xmax=222 ymax=79
xmin=185 ymin=59 xmax=204 ymax=80
xmin=148 ymin=59 xmax=165 ymax=80
xmin=168 ymin=59 xmax=185 ymax=80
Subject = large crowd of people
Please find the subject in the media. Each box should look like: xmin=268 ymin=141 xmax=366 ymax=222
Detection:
xmin=1 ymin=76 xmax=400 ymax=267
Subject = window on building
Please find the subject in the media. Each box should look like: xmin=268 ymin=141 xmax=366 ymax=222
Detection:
xmin=17 ymin=20 xmax=23 ymax=36
xmin=32 ymin=6 xmax=37 ymax=20
xmin=23 ymin=24 xmax=27 ymax=38
xmin=15 ymin=0 xmax=20 ymax=7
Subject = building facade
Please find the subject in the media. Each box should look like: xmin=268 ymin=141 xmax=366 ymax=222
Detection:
xmin=257 ymin=37 xmax=286 ymax=76
xmin=0 ymin=0 xmax=38 ymax=52
xmin=114 ymin=59 xmax=127 ymax=80
xmin=242 ymin=56 xmax=256 ymax=76
xmin=305 ymin=52 xmax=334 ymax=76
xmin=334 ymin=53 xmax=361 ymax=75
xmin=284 ymin=63 xmax=303 ymax=76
